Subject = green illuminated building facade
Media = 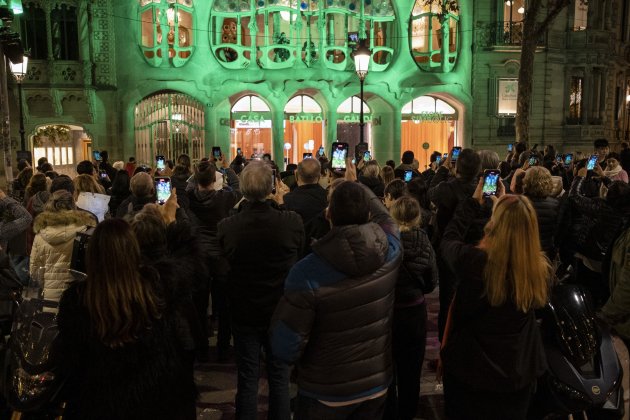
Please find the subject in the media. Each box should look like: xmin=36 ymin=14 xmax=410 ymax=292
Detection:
xmin=2 ymin=0 xmax=629 ymax=181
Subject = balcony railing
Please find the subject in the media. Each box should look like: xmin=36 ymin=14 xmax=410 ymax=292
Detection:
xmin=477 ymin=21 xmax=546 ymax=48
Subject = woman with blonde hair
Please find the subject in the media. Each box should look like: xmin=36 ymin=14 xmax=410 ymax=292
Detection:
xmin=72 ymin=174 xmax=105 ymax=201
xmin=522 ymin=166 xmax=561 ymax=260
xmin=359 ymin=161 xmax=385 ymax=197
xmin=73 ymin=173 xmax=108 ymax=222
xmin=381 ymin=165 xmax=395 ymax=186
xmin=440 ymin=179 xmax=550 ymax=420
xmin=386 ymin=195 xmax=437 ymax=420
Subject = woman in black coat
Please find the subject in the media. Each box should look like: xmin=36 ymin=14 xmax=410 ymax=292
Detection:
xmin=58 ymin=218 xmax=196 ymax=420
xmin=440 ymin=179 xmax=550 ymax=420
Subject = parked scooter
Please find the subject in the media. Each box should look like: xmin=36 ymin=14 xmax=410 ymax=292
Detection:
xmin=1 ymin=269 xmax=67 ymax=419
xmin=529 ymin=282 xmax=624 ymax=419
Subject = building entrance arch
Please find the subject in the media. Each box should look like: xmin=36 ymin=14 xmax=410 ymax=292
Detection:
xmin=134 ymin=91 xmax=205 ymax=166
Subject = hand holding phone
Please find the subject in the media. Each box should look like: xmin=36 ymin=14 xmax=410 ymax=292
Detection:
xmin=303 ymin=153 xmax=313 ymax=159
xmin=212 ymin=147 xmax=222 ymax=160
xmin=451 ymin=147 xmax=462 ymax=164
xmin=331 ymin=142 xmax=349 ymax=171
xmin=528 ymin=156 xmax=539 ymax=167
xmin=317 ymin=146 xmax=325 ymax=157
xmin=363 ymin=151 xmax=371 ymax=162
xmin=586 ymin=154 xmax=598 ymax=171
xmin=564 ymin=153 xmax=573 ymax=168
xmin=92 ymin=151 xmax=102 ymax=162
xmin=156 ymin=155 xmax=166 ymax=171
xmin=355 ymin=143 xmax=368 ymax=163
xmin=482 ymin=170 xmax=500 ymax=197
xmin=155 ymin=177 xmax=172 ymax=205
xmin=507 ymin=144 xmax=513 ymax=152
xmin=404 ymin=170 xmax=413 ymax=182
xmin=271 ymin=170 xmax=277 ymax=194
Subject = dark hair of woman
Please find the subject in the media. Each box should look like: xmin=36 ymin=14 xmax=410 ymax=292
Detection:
xmin=172 ymin=164 xmax=191 ymax=178
xmin=177 ymin=154 xmax=191 ymax=170
xmin=406 ymin=177 xmax=431 ymax=210
xmin=26 ymin=173 xmax=48 ymax=197
xmin=83 ymin=219 xmax=161 ymax=347
xmin=17 ymin=167 xmax=33 ymax=188
xmin=111 ymin=170 xmax=131 ymax=196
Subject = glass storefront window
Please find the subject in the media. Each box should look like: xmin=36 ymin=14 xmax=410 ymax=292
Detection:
xmin=209 ymin=0 xmax=395 ymax=71
xmin=139 ymin=0 xmax=195 ymax=67
xmin=231 ymin=95 xmax=273 ymax=160
xmin=135 ymin=91 xmax=205 ymax=165
xmin=410 ymin=0 xmax=459 ymax=72
xmin=401 ymin=96 xmax=457 ymax=170
xmin=284 ymin=95 xmax=325 ymax=163
xmin=336 ymin=96 xmax=372 ymax=155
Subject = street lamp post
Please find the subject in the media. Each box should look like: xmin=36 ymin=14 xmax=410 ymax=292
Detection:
xmin=9 ymin=55 xmax=28 ymax=151
xmin=353 ymin=41 xmax=371 ymax=145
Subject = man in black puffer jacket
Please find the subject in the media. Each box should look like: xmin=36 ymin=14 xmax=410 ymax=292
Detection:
xmin=270 ymin=181 xmax=401 ymax=419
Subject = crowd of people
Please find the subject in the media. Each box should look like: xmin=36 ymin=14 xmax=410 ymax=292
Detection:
xmin=0 ymin=138 xmax=628 ymax=419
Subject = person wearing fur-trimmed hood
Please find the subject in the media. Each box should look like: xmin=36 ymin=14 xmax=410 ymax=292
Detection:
xmin=30 ymin=190 xmax=97 ymax=303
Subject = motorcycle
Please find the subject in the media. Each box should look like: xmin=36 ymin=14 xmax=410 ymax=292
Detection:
xmin=529 ymin=282 xmax=624 ymax=419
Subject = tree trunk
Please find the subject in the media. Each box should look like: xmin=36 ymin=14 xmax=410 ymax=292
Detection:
xmin=515 ymin=35 xmax=538 ymax=145
xmin=515 ymin=0 xmax=542 ymax=146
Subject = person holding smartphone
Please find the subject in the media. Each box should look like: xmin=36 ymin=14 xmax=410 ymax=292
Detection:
xmin=394 ymin=151 xmax=421 ymax=181
xmin=427 ymin=148 xmax=483 ymax=342
xmin=185 ymin=160 xmax=243 ymax=362
xmin=440 ymin=181 xmax=549 ymax=420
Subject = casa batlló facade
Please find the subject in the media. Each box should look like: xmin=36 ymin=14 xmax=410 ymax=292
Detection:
xmin=1 ymin=0 xmax=629 ymax=181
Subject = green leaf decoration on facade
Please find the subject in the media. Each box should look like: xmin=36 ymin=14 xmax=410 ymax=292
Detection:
xmin=32 ymin=125 xmax=72 ymax=147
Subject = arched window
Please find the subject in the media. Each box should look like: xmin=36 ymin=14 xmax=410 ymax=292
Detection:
xmin=284 ymin=95 xmax=325 ymax=163
xmin=401 ymin=95 xmax=458 ymax=169
xmin=410 ymin=0 xmax=459 ymax=72
xmin=209 ymin=0 xmax=395 ymax=71
xmin=230 ymin=95 xmax=273 ymax=160
xmin=135 ymin=91 xmax=205 ymax=165
xmin=139 ymin=0 xmax=194 ymax=67
xmin=337 ymin=96 xmax=370 ymax=114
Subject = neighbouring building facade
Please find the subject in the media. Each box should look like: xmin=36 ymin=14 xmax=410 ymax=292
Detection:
xmin=1 ymin=0 xmax=629 ymax=183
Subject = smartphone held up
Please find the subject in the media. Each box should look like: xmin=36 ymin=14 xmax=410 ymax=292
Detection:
xmin=156 ymin=155 xmax=166 ymax=171
xmin=155 ymin=177 xmax=171 ymax=205
xmin=482 ymin=170 xmax=500 ymax=197
xmin=331 ymin=142 xmax=349 ymax=171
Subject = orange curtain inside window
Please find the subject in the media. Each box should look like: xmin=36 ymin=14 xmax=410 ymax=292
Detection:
xmin=400 ymin=120 xmax=455 ymax=170
xmin=284 ymin=121 xmax=324 ymax=163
